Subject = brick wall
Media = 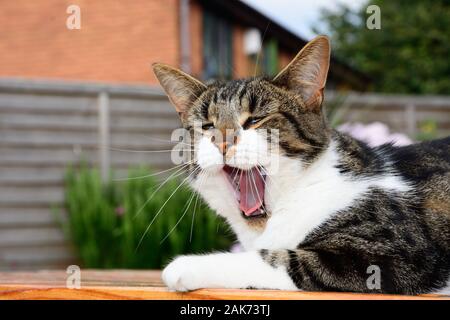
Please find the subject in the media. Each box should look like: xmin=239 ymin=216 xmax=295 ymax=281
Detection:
xmin=0 ymin=0 xmax=180 ymax=85
xmin=189 ymin=0 xmax=203 ymax=78
xmin=0 ymin=0 xmax=298 ymax=85
xmin=232 ymin=25 xmax=249 ymax=79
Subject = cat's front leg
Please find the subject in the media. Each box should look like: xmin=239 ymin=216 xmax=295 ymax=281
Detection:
xmin=162 ymin=251 xmax=297 ymax=291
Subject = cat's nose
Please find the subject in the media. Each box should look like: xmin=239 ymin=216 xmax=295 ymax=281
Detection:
xmin=212 ymin=129 xmax=240 ymax=155
xmin=216 ymin=142 xmax=231 ymax=155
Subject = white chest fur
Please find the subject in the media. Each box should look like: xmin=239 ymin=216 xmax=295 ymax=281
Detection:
xmin=192 ymin=137 xmax=411 ymax=251
xmin=250 ymin=141 xmax=411 ymax=250
xmin=247 ymin=142 xmax=409 ymax=249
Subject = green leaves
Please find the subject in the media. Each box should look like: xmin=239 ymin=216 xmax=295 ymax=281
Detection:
xmin=61 ymin=165 xmax=233 ymax=269
xmin=317 ymin=0 xmax=450 ymax=94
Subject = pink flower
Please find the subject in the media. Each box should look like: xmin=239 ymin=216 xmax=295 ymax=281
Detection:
xmin=230 ymin=243 xmax=243 ymax=253
xmin=338 ymin=122 xmax=412 ymax=147
xmin=115 ymin=206 xmax=125 ymax=217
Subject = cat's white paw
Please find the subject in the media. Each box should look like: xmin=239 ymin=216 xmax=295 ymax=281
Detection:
xmin=162 ymin=252 xmax=297 ymax=291
xmin=162 ymin=256 xmax=202 ymax=292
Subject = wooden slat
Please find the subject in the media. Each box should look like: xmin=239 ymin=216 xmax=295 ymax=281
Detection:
xmin=0 ymin=186 xmax=64 ymax=205
xmin=0 ymin=148 xmax=172 ymax=168
xmin=0 ymin=270 xmax=448 ymax=300
xmin=415 ymin=110 xmax=450 ymax=123
xmin=0 ymin=130 xmax=98 ymax=146
xmin=0 ymin=93 xmax=174 ymax=117
xmin=0 ymin=148 xmax=97 ymax=164
xmin=0 ymin=246 xmax=74 ymax=266
xmin=0 ymin=115 xmax=179 ymax=133
xmin=0 ymin=208 xmax=64 ymax=228
xmin=0 ymin=130 xmax=175 ymax=149
xmin=326 ymin=91 xmax=450 ymax=108
xmin=0 ymin=168 xmax=64 ymax=186
xmin=0 ymin=261 xmax=73 ymax=271
xmin=0 ymin=92 xmax=96 ymax=113
xmin=109 ymin=97 xmax=174 ymax=115
xmin=0 ymin=78 xmax=165 ymax=98
xmin=344 ymin=108 xmax=450 ymax=125
xmin=0 ymin=166 xmax=156 ymax=184
xmin=0 ymin=227 xmax=66 ymax=247
xmin=0 ymin=136 xmax=175 ymax=151
xmin=109 ymin=132 xmax=177 ymax=149
xmin=0 ymin=113 xmax=97 ymax=126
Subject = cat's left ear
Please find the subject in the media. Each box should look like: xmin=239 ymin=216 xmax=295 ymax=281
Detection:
xmin=152 ymin=63 xmax=206 ymax=116
xmin=273 ymin=35 xmax=330 ymax=110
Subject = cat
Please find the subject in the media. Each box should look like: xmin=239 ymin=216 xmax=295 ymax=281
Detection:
xmin=152 ymin=36 xmax=450 ymax=295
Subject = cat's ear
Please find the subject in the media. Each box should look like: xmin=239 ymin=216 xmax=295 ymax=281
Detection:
xmin=273 ymin=35 xmax=330 ymax=110
xmin=152 ymin=63 xmax=206 ymax=115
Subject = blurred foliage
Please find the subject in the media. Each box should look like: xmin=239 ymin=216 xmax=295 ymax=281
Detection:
xmin=416 ymin=119 xmax=438 ymax=141
xmin=316 ymin=0 xmax=450 ymax=94
xmin=324 ymin=93 xmax=352 ymax=128
xmin=60 ymin=165 xmax=233 ymax=269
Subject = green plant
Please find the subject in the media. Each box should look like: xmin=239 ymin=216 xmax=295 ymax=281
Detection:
xmin=61 ymin=165 xmax=233 ymax=269
xmin=324 ymin=93 xmax=351 ymax=128
xmin=317 ymin=0 xmax=450 ymax=94
xmin=416 ymin=119 xmax=438 ymax=141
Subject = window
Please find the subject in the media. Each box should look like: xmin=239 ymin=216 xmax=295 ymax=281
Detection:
xmin=247 ymin=38 xmax=279 ymax=77
xmin=202 ymin=10 xmax=233 ymax=80
xmin=261 ymin=39 xmax=278 ymax=76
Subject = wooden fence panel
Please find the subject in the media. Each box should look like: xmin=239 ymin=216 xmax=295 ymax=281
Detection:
xmin=0 ymin=80 xmax=179 ymax=270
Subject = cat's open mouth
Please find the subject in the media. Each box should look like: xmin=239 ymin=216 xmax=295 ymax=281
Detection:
xmin=223 ymin=165 xmax=267 ymax=218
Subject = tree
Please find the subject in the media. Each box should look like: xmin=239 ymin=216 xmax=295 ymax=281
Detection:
xmin=317 ymin=0 xmax=450 ymax=94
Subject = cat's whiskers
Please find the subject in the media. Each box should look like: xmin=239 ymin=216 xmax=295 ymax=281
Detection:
xmin=109 ymin=147 xmax=194 ymax=153
xmin=249 ymin=166 xmax=268 ymax=213
xmin=113 ymin=161 xmax=191 ymax=181
xmin=138 ymin=134 xmax=191 ymax=146
xmin=135 ymin=166 xmax=200 ymax=251
xmin=189 ymin=177 xmax=203 ymax=243
xmin=257 ymin=165 xmax=281 ymax=194
xmin=161 ymin=168 xmax=208 ymax=244
xmin=159 ymin=181 xmax=198 ymax=244
xmin=132 ymin=161 xmax=193 ymax=219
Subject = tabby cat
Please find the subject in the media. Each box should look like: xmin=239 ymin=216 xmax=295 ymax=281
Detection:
xmin=152 ymin=36 xmax=450 ymax=294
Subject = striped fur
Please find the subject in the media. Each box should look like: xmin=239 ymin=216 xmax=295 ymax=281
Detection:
xmin=154 ymin=36 xmax=450 ymax=294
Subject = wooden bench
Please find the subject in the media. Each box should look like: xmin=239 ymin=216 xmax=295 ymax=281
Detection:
xmin=0 ymin=270 xmax=448 ymax=300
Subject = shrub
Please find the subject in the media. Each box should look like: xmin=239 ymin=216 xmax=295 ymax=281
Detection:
xmin=61 ymin=165 xmax=233 ymax=269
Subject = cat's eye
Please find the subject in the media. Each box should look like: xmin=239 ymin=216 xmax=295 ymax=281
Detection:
xmin=202 ymin=123 xmax=214 ymax=130
xmin=243 ymin=117 xmax=263 ymax=129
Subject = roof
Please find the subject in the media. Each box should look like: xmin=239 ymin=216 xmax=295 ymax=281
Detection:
xmin=198 ymin=0 xmax=372 ymax=90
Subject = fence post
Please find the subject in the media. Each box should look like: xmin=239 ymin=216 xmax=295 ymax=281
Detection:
xmin=98 ymin=91 xmax=111 ymax=182
xmin=405 ymin=103 xmax=417 ymax=139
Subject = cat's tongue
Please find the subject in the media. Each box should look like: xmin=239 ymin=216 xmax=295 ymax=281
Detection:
xmin=224 ymin=166 xmax=265 ymax=217
xmin=239 ymin=168 xmax=265 ymax=216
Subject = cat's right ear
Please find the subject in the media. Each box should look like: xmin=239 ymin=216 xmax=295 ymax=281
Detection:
xmin=272 ymin=36 xmax=330 ymax=111
xmin=152 ymin=63 xmax=206 ymax=116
